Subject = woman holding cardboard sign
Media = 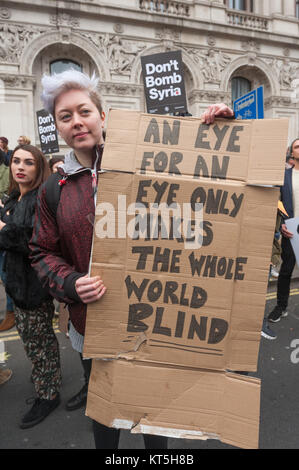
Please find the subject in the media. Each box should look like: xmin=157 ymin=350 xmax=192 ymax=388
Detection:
xmin=29 ymin=69 xmax=233 ymax=449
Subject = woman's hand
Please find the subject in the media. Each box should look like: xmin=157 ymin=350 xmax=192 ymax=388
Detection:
xmin=281 ymin=223 xmax=293 ymax=239
xmin=75 ymin=274 xmax=107 ymax=304
xmin=0 ymin=220 xmax=6 ymax=231
xmin=201 ymin=103 xmax=234 ymax=125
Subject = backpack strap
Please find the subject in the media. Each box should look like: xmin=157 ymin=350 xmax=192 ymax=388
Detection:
xmin=44 ymin=172 xmax=63 ymax=218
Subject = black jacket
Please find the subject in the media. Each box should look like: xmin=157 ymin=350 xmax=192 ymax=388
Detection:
xmin=0 ymin=189 xmax=51 ymax=309
xmin=280 ymin=168 xmax=293 ymax=220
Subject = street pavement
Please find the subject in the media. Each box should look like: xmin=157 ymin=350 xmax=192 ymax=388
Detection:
xmin=1 ymin=275 xmax=299 ymax=450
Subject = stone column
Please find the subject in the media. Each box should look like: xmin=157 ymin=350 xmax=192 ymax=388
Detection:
xmin=254 ymin=0 xmax=265 ymax=15
xmin=270 ymin=0 xmax=282 ymax=15
xmin=262 ymin=0 xmax=270 ymax=16
xmin=0 ymin=75 xmax=36 ymax=146
xmin=283 ymin=0 xmax=296 ymax=16
xmin=209 ymin=0 xmax=226 ymax=24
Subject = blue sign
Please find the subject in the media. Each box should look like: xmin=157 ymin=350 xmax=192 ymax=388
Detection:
xmin=233 ymin=86 xmax=264 ymax=120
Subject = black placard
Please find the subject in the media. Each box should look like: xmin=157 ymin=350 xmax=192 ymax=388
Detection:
xmin=36 ymin=109 xmax=59 ymax=154
xmin=141 ymin=51 xmax=187 ymax=115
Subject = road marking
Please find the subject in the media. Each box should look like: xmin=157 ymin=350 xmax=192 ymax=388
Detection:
xmin=266 ymin=288 xmax=299 ymax=301
xmin=0 ymin=328 xmax=60 ymax=343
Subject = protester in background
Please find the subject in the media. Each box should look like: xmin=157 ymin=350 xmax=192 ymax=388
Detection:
xmin=49 ymin=156 xmax=64 ymax=174
xmin=30 ymin=70 xmax=234 ymax=449
xmin=0 ymin=149 xmax=9 ymax=199
xmin=270 ymin=151 xmax=295 ymax=281
xmin=267 ymin=138 xmax=299 ymax=324
xmin=0 ymin=144 xmax=61 ymax=429
xmin=0 ymin=137 xmax=13 ymax=166
xmin=285 ymin=152 xmax=295 ymax=170
xmin=0 ymin=148 xmax=14 ymax=332
xmin=0 ymin=147 xmax=13 ymax=383
xmin=270 ymin=152 xmax=295 ymax=280
xmin=261 ymin=202 xmax=288 ymax=340
xmin=17 ymin=136 xmax=31 ymax=146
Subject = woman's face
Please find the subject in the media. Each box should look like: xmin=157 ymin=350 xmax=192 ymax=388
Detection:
xmin=54 ymin=89 xmax=105 ymax=154
xmin=17 ymin=137 xmax=25 ymax=145
xmin=11 ymin=149 xmax=37 ymax=188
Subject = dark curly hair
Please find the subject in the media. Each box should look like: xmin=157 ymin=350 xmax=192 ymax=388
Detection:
xmin=49 ymin=156 xmax=64 ymax=173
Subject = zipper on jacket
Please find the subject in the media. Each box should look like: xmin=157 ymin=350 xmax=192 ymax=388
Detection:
xmin=61 ymin=146 xmax=101 ymax=204
xmin=91 ymin=169 xmax=97 ymax=190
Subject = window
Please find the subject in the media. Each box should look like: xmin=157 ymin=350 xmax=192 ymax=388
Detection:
xmin=228 ymin=0 xmax=246 ymax=10
xmin=225 ymin=0 xmax=253 ymax=12
xmin=149 ymin=1 xmax=165 ymax=13
xmin=231 ymin=77 xmax=251 ymax=103
xmin=50 ymin=59 xmax=82 ymax=75
xmin=296 ymin=0 xmax=299 ymax=18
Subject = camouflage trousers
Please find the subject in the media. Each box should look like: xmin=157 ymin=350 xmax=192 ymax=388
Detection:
xmin=14 ymin=299 xmax=62 ymax=400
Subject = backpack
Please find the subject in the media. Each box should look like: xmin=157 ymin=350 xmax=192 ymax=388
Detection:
xmin=44 ymin=172 xmax=63 ymax=217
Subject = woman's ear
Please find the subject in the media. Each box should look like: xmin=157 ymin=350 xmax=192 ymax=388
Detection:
xmin=101 ymin=111 xmax=106 ymax=128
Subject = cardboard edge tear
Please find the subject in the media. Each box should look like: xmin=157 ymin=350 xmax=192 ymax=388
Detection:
xmin=130 ymin=420 xmax=220 ymax=441
xmin=110 ymin=416 xmax=220 ymax=441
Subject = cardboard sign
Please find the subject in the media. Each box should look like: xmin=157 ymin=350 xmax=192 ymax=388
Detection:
xmin=36 ymin=109 xmax=59 ymax=154
xmin=84 ymin=110 xmax=288 ymax=448
xmin=88 ymin=360 xmax=261 ymax=449
xmin=141 ymin=51 xmax=187 ymax=115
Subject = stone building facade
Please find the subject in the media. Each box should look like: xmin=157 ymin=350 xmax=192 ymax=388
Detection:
xmin=0 ymin=0 xmax=298 ymax=153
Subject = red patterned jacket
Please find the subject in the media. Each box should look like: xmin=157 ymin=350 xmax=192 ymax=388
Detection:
xmin=29 ymin=145 xmax=103 ymax=335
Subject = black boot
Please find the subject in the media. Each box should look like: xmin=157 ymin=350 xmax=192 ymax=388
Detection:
xmin=65 ymin=383 xmax=88 ymax=411
xmin=20 ymin=394 xmax=60 ymax=429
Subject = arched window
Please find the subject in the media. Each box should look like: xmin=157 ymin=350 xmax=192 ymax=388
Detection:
xmin=50 ymin=59 xmax=82 ymax=75
xmin=225 ymin=0 xmax=253 ymax=12
xmin=231 ymin=77 xmax=251 ymax=103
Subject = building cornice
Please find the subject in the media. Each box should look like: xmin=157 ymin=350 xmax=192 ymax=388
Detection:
xmin=2 ymin=0 xmax=299 ymax=48
xmin=0 ymin=73 xmax=36 ymax=88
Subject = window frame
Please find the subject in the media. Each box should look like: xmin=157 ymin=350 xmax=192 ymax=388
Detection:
xmin=225 ymin=0 xmax=254 ymax=12
xmin=231 ymin=76 xmax=252 ymax=104
xmin=50 ymin=59 xmax=82 ymax=75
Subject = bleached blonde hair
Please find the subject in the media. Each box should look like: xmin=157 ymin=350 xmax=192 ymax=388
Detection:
xmin=41 ymin=69 xmax=102 ymax=116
